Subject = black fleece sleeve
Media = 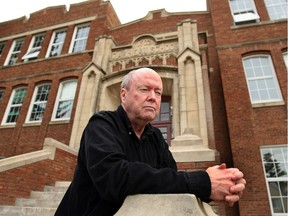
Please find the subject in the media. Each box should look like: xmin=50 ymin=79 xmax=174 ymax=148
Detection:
xmin=83 ymin=114 xmax=211 ymax=203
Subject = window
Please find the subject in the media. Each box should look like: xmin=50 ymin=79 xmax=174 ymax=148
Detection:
xmin=283 ymin=52 xmax=288 ymax=69
xmin=4 ymin=38 xmax=24 ymax=66
xmin=2 ymin=87 xmax=27 ymax=125
xmin=52 ymin=80 xmax=77 ymax=121
xmin=22 ymin=33 xmax=45 ymax=62
xmin=261 ymin=146 xmax=288 ymax=215
xmin=0 ymin=42 xmax=5 ymax=55
xmin=46 ymin=29 xmax=67 ymax=57
xmin=242 ymin=55 xmax=283 ymax=104
xmin=26 ymin=84 xmax=51 ymax=123
xmin=152 ymin=98 xmax=172 ymax=145
xmin=264 ymin=0 xmax=288 ymax=20
xmin=229 ymin=0 xmax=260 ymax=24
xmin=69 ymin=24 xmax=90 ymax=53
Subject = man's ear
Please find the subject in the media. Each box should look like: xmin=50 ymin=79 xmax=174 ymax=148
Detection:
xmin=120 ymin=88 xmax=126 ymax=102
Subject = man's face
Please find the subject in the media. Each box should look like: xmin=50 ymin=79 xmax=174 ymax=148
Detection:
xmin=121 ymin=70 xmax=163 ymax=124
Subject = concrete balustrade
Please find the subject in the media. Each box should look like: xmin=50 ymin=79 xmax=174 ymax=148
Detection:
xmin=115 ymin=194 xmax=218 ymax=216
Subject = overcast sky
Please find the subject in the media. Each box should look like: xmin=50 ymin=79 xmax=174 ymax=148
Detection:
xmin=0 ymin=0 xmax=207 ymax=24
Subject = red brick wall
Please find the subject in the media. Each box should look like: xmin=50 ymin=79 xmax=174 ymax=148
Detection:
xmin=0 ymin=54 xmax=90 ymax=156
xmin=0 ymin=148 xmax=77 ymax=205
xmin=210 ymin=0 xmax=287 ymax=215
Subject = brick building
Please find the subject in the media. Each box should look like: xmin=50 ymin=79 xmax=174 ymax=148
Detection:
xmin=0 ymin=0 xmax=286 ymax=215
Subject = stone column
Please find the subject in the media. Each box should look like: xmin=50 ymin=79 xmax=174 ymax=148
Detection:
xmin=69 ymin=36 xmax=114 ymax=150
xmin=170 ymin=19 xmax=216 ymax=162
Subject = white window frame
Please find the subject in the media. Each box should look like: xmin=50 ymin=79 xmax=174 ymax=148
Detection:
xmin=46 ymin=29 xmax=67 ymax=58
xmin=25 ymin=83 xmax=51 ymax=123
xmin=4 ymin=38 xmax=24 ymax=66
xmin=22 ymin=33 xmax=45 ymax=62
xmin=260 ymin=145 xmax=288 ymax=216
xmin=242 ymin=54 xmax=283 ymax=105
xmin=1 ymin=87 xmax=27 ymax=125
xmin=264 ymin=0 xmax=288 ymax=21
xmin=229 ymin=0 xmax=260 ymax=24
xmin=69 ymin=23 xmax=90 ymax=53
xmin=51 ymin=80 xmax=77 ymax=121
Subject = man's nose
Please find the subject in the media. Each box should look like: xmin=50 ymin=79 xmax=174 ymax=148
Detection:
xmin=147 ymin=91 xmax=157 ymax=100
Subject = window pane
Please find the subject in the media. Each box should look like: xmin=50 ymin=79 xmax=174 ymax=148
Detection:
xmin=7 ymin=106 xmax=21 ymax=123
xmin=161 ymin=102 xmax=169 ymax=112
xmin=280 ymin=181 xmax=288 ymax=196
xmin=160 ymin=113 xmax=170 ymax=121
xmin=33 ymin=34 xmax=45 ymax=48
xmin=283 ymin=197 xmax=288 ymax=213
xmin=35 ymin=85 xmax=50 ymax=102
xmin=30 ymin=103 xmax=46 ymax=121
xmin=12 ymin=88 xmax=26 ymax=104
xmin=56 ymin=100 xmax=73 ymax=119
xmin=269 ymin=182 xmax=281 ymax=196
xmin=60 ymin=81 xmax=77 ymax=100
xmin=272 ymin=198 xmax=284 ymax=213
xmin=250 ymin=90 xmax=260 ymax=102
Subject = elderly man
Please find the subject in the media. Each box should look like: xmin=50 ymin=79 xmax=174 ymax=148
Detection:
xmin=55 ymin=67 xmax=246 ymax=216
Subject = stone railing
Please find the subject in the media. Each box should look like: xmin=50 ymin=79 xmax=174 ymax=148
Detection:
xmin=115 ymin=194 xmax=218 ymax=216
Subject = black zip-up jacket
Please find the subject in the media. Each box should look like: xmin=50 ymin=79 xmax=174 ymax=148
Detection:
xmin=55 ymin=105 xmax=211 ymax=216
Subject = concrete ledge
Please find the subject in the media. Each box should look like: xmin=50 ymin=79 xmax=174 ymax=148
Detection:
xmin=115 ymin=194 xmax=218 ymax=216
xmin=170 ymin=146 xmax=216 ymax=162
xmin=0 ymin=138 xmax=77 ymax=173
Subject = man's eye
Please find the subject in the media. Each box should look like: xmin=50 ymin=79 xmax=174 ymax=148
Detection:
xmin=140 ymin=88 xmax=148 ymax=92
xmin=155 ymin=91 xmax=162 ymax=97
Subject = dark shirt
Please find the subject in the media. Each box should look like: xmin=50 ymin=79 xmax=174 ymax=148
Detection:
xmin=55 ymin=105 xmax=211 ymax=216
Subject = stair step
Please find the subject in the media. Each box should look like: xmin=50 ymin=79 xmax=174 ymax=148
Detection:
xmin=0 ymin=206 xmax=56 ymax=216
xmin=15 ymin=197 xmax=63 ymax=208
xmin=0 ymin=181 xmax=70 ymax=216
xmin=44 ymin=185 xmax=69 ymax=193
xmin=30 ymin=191 xmax=65 ymax=200
xmin=55 ymin=181 xmax=71 ymax=187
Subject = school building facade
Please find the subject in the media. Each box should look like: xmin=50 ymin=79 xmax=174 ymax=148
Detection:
xmin=0 ymin=0 xmax=286 ymax=215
